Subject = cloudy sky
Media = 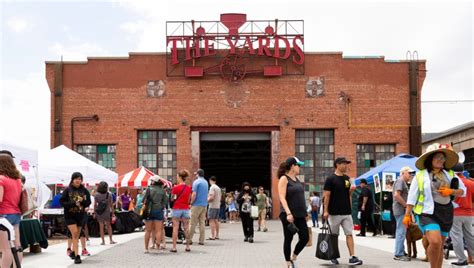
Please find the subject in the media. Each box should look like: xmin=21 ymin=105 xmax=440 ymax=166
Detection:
xmin=0 ymin=0 xmax=472 ymax=152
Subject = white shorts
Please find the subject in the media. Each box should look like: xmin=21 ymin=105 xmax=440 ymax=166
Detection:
xmin=328 ymin=214 xmax=353 ymax=236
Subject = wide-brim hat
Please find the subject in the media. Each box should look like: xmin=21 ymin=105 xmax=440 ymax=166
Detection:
xmin=415 ymin=143 xmax=459 ymax=170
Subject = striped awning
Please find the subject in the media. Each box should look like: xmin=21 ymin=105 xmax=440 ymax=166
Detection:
xmin=117 ymin=166 xmax=172 ymax=188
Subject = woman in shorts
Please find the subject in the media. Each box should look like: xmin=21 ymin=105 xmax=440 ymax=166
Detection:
xmin=60 ymin=172 xmax=91 ymax=264
xmin=170 ymin=169 xmax=192 ymax=252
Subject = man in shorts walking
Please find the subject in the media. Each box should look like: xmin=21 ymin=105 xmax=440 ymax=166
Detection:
xmin=207 ymin=176 xmax=221 ymax=240
xmin=323 ymin=157 xmax=363 ymax=265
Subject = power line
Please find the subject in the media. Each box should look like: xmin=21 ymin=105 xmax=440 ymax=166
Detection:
xmin=421 ymin=100 xmax=474 ymax=103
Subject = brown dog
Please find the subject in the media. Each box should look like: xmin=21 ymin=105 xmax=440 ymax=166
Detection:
xmin=406 ymin=223 xmax=423 ymax=259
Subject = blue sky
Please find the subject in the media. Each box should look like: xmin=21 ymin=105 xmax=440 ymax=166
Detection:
xmin=0 ymin=0 xmax=472 ymax=152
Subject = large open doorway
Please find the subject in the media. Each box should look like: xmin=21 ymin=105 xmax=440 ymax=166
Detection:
xmin=200 ymin=132 xmax=272 ymax=193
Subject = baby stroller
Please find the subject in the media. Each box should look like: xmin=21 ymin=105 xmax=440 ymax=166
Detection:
xmin=164 ymin=216 xmax=185 ymax=243
xmin=444 ymin=235 xmax=468 ymax=260
xmin=0 ymin=218 xmax=22 ymax=268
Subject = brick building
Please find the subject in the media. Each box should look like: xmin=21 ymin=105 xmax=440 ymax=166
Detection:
xmin=45 ymin=15 xmax=426 ymax=217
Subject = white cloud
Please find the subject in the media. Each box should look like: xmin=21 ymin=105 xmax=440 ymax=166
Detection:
xmin=0 ymin=72 xmax=51 ymax=152
xmin=6 ymin=17 xmax=30 ymax=33
xmin=48 ymin=42 xmax=108 ymax=61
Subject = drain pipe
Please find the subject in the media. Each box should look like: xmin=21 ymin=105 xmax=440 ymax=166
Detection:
xmin=71 ymin=115 xmax=99 ymax=149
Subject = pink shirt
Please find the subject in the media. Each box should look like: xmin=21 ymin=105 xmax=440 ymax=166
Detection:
xmin=0 ymin=175 xmax=22 ymax=215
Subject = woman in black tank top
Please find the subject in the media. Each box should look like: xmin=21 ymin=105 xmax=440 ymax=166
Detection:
xmin=277 ymin=157 xmax=309 ymax=268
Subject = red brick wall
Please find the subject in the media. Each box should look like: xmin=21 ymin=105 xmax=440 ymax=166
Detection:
xmin=45 ymin=53 xmax=425 ymax=217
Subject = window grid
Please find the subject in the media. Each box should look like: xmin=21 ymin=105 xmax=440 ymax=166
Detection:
xmin=356 ymin=144 xmax=395 ymax=176
xmin=295 ymin=130 xmax=334 ymax=191
xmin=138 ymin=130 xmax=177 ymax=182
xmin=76 ymin=145 xmax=116 ymax=171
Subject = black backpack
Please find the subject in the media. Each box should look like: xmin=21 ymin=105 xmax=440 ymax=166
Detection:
xmin=95 ymin=193 xmax=109 ymax=215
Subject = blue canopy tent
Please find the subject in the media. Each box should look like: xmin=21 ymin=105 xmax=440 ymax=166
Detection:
xmin=352 ymin=154 xmax=418 ymax=235
xmin=354 ymin=154 xmax=418 ymax=186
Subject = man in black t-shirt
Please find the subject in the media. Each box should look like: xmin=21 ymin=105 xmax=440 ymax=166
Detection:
xmin=323 ymin=157 xmax=363 ymax=266
xmin=356 ymin=179 xmax=377 ymax=237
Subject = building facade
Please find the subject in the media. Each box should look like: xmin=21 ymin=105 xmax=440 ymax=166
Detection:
xmin=45 ymin=14 xmax=426 ymax=217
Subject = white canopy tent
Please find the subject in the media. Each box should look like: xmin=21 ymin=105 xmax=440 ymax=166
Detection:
xmin=0 ymin=141 xmax=51 ymax=209
xmin=38 ymin=145 xmax=118 ymax=186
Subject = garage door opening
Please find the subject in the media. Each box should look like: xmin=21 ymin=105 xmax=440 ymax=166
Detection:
xmin=200 ymin=132 xmax=271 ymax=193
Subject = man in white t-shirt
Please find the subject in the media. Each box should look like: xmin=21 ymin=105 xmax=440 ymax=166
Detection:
xmin=207 ymin=176 xmax=222 ymax=240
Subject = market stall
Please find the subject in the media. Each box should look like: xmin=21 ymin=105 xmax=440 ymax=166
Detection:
xmin=353 ymin=154 xmax=418 ymax=235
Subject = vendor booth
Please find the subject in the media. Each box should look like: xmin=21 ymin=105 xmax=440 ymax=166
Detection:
xmin=353 ymin=154 xmax=418 ymax=235
xmin=0 ymin=142 xmax=50 ymax=252
xmin=117 ymin=166 xmax=172 ymax=188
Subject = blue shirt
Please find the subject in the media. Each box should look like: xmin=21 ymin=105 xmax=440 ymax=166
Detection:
xmin=192 ymin=177 xmax=209 ymax=207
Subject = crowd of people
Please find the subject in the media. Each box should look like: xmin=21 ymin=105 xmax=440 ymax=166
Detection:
xmin=1 ymin=144 xmax=473 ymax=268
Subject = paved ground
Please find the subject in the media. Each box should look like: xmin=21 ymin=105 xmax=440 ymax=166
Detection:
xmin=20 ymin=220 xmax=456 ymax=268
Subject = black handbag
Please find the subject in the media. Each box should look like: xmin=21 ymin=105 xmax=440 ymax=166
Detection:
xmin=315 ymin=222 xmax=340 ymax=260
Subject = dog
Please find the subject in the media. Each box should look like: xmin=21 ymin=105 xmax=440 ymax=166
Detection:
xmin=406 ymin=223 xmax=423 ymax=259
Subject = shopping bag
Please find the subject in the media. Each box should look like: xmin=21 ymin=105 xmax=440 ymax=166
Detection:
xmin=306 ymin=227 xmax=313 ymax=247
xmin=315 ymin=222 xmax=340 ymax=260
xmin=250 ymin=205 xmax=259 ymax=219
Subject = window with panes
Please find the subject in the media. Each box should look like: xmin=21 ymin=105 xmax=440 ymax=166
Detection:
xmin=356 ymin=144 xmax=395 ymax=176
xmin=137 ymin=130 xmax=177 ymax=182
xmin=76 ymin=145 xmax=116 ymax=171
xmin=295 ymin=130 xmax=334 ymax=193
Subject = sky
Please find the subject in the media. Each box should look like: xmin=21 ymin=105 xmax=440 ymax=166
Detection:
xmin=0 ymin=0 xmax=472 ymax=153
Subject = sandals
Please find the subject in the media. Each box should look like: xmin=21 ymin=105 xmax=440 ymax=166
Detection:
xmin=185 ymin=248 xmax=191 ymax=252
xmin=170 ymin=249 xmax=177 ymax=253
xmin=207 ymin=237 xmax=216 ymax=240
xmin=110 ymin=241 xmax=117 ymax=245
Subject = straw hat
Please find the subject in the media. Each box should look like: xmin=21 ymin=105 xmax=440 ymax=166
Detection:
xmin=415 ymin=143 xmax=459 ymax=170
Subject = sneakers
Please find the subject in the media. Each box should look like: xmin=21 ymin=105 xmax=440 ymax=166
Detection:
xmin=330 ymin=259 xmax=339 ymax=265
xmin=349 ymin=256 xmax=363 ymax=265
xmin=263 ymin=227 xmax=268 ymax=232
xmin=355 ymin=233 xmax=366 ymax=237
xmin=394 ymin=255 xmax=411 ymax=261
xmin=81 ymin=249 xmax=91 ymax=256
xmin=69 ymin=251 xmax=76 ymax=260
xmin=451 ymin=260 xmax=468 ymax=266
xmin=67 ymin=248 xmax=73 ymax=257
xmin=248 ymin=237 xmax=254 ymax=243
xmin=257 ymin=227 xmax=261 ymax=232
xmin=244 ymin=236 xmax=248 ymax=242
xmin=74 ymin=255 xmax=82 ymax=264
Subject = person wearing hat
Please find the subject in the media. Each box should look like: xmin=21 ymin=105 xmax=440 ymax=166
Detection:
xmin=323 ymin=157 xmax=363 ymax=265
xmin=449 ymin=163 xmax=474 ymax=266
xmin=188 ymin=168 xmax=208 ymax=245
xmin=392 ymin=166 xmax=415 ymax=261
xmin=356 ymin=178 xmax=377 ymax=237
xmin=277 ymin=156 xmax=309 ymax=268
xmin=404 ymin=143 xmax=466 ymax=268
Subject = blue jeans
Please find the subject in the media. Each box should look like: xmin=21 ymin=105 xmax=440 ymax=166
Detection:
xmin=311 ymin=210 xmax=319 ymax=227
xmin=394 ymin=214 xmax=406 ymax=257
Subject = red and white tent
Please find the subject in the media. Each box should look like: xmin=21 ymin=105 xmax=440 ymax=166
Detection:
xmin=117 ymin=166 xmax=172 ymax=188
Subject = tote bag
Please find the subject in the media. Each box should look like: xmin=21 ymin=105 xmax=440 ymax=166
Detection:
xmin=315 ymin=222 xmax=340 ymax=260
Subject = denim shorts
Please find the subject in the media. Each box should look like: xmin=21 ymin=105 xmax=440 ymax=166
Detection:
xmin=146 ymin=209 xmax=164 ymax=221
xmin=0 ymin=214 xmax=21 ymax=226
xmin=172 ymin=209 xmax=190 ymax=219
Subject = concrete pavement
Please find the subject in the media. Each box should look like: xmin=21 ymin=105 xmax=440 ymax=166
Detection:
xmin=21 ymin=220 xmax=463 ymax=267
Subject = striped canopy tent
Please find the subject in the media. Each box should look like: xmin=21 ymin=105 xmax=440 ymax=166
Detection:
xmin=117 ymin=166 xmax=172 ymax=188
